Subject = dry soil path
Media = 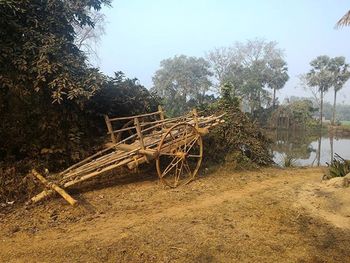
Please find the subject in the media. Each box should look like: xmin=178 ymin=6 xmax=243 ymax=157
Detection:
xmin=1 ymin=166 xmax=350 ymax=262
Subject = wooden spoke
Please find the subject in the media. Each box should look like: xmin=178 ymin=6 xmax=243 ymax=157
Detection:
xmin=156 ymin=122 xmax=203 ymax=188
xmin=161 ymin=156 xmax=182 ymax=177
xmin=185 ymin=135 xmax=200 ymax=153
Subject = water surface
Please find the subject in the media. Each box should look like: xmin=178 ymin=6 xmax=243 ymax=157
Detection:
xmin=267 ymin=130 xmax=350 ymax=166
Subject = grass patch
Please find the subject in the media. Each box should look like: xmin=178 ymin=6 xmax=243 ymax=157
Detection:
xmin=341 ymin=121 xmax=350 ymax=127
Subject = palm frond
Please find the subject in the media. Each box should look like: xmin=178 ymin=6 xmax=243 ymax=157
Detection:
xmin=336 ymin=10 xmax=350 ymax=28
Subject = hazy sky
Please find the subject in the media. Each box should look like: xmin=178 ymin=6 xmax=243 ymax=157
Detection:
xmin=98 ymin=0 xmax=350 ymax=104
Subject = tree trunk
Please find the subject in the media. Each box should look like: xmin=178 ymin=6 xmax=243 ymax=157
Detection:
xmin=320 ymin=89 xmax=324 ymax=129
xmin=257 ymin=90 xmax=261 ymax=109
xmin=332 ymin=89 xmax=337 ymax=125
xmin=273 ymin=88 xmax=276 ymax=108
xmin=249 ymin=93 xmax=255 ymax=114
xmin=330 ymin=133 xmax=334 ymax=162
xmin=317 ymin=135 xmax=321 ymax=166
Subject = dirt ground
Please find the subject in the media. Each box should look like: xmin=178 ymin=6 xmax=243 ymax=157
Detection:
xmin=1 ymin=165 xmax=350 ymax=263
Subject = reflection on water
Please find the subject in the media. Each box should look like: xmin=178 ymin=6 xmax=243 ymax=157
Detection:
xmin=266 ymin=129 xmax=350 ymax=166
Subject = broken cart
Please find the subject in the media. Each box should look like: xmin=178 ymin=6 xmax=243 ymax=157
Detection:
xmin=30 ymin=107 xmax=224 ymax=205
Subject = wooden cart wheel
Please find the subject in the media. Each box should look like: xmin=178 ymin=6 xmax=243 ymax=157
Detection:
xmin=156 ymin=123 xmax=203 ymax=188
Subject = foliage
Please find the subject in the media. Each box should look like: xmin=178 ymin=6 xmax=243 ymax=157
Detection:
xmin=280 ymin=154 xmax=297 ymax=168
xmin=266 ymin=58 xmax=289 ymax=107
xmin=0 ymin=71 xmax=159 ymax=169
xmin=0 ymin=0 xmax=110 ymax=103
xmin=304 ymin=56 xmax=330 ymax=126
xmin=0 ymin=160 xmax=38 ymax=204
xmin=74 ymin=10 xmax=107 ymax=63
xmin=288 ymin=99 xmax=318 ymax=127
xmin=200 ymin=91 xmax=273 ymax=167
xmin=336 ymin=10 xmax=350 ymax=28
xmin=207 ymin=39 xmax=289 ymax=113
xmin=324 ymin=154 xmax=350 ymax=179
xmin=86 ymin=72 xmax=160 ymax=135
xmin=0 ymin=72 xmax=160 ymax=204
xmin=151 ymin=55 xmax=213 ymax=116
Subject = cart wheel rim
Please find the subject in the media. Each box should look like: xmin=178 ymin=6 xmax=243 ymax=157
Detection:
xmin=156 ymin=122 xmax=203 ymax=188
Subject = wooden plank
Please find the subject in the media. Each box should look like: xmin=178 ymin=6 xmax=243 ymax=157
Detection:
xmin=31 ymin=169 xmax=78 ymax=206
xmin=104 ymin=115 xmax=116 ymax=143
xmin=192 ymin=108 xmax=199 ymax=129
xmin=134 ymin=117 xmax=145 ymax=150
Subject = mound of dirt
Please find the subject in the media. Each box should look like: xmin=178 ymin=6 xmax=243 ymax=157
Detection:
xmin=296 ymin=173 xmax=350 ymax=230
xmin=323 ymin=174 xmax=350 ymax=188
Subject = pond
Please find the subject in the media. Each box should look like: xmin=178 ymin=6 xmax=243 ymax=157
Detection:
xmin=266 ymin=129 xmax=350 ymax=166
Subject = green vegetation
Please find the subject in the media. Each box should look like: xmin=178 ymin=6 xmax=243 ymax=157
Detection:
xmin=281 ymin=155 xmax=297 ymax=168
xmin=206 ymin=39 xmax=289 ymax=113
xmin=341 ymin=121 xmax=350 ymax=127
xmin=324 ymin=154 xmax=350 ymax=179
xmin=200 ymin=83 xmax=273 ymax=167
xmin=151 ymin=55 xmax=213 ymax=116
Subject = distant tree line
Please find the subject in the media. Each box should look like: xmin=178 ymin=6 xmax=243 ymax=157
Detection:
xmin=151 ymin=39 xmax=289 ymax=116
xmin=151 ymin=41 xmax=350 ymax=128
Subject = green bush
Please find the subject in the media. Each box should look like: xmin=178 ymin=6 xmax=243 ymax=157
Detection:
xmin=324 ymin=154 xmax=350 ymax=179
xmin=200 ymin=84 xmax=273 ymax=167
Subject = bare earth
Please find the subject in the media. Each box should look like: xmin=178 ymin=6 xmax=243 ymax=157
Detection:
xmin=1 ymin=166 xmax=350 ymax=263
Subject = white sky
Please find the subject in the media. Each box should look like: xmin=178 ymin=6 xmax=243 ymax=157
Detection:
xmin=97 ymin=0 xmax=350 ymax=104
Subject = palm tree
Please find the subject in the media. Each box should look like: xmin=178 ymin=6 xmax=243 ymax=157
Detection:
xmin=267 ymin=58 xmax=289 ymax=108
xmin=306 ymin=56 xmax=333 ymax=128
xmin=336 ymin=10 xmax=350 ymax=28
xmin=329 ymin=57 xmax=350 ymax=125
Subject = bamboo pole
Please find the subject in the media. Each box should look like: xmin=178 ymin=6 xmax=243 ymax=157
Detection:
xmin=192 ymin=108 xmax=199 ymax=129
xmin=158 ymin=105 xmax=165 ymax=121
xmin=109 ymin=111 xmax=161 ymax=121
xmin=108 ymin=125 xmax=136 ymax=135
xmin=104 ymin=115 xmax=116 ymax=143
xmin=31 ymin=169 xmax=78 ymax=206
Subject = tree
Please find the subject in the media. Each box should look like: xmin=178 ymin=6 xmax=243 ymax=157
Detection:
xmin=266 ymin=58 xmax=289 ymax=107
xmin=151 ymin=55 xmax=212 ymax=116
xmin=305 ymin=56 xmax=334 ymax=127
xmin=207 ymin=39 xmax=288 ymax=112
xmin=0 ymin=0 xmax=111 ymax=165
xmin=328 ymin=57 xmax=350 ymax=125
xmin=74 ymin=10 xmax=107 ymax=64
xmin=206 ymin=47 xmax=233 ymax=92
xmin=0 ymin=0 xmax=110 ymax=103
